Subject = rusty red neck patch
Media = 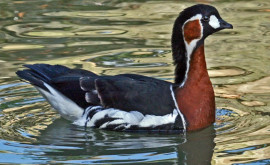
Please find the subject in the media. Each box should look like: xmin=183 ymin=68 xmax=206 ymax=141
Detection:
xmin=175 ymin=44 xmax=215 ymax=131
xmin=183 ymin=19 xmax=202 ymax=44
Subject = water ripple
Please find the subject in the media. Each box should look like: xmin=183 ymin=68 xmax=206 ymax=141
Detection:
xmin=0 ymin=0 xmax=269 ymax=164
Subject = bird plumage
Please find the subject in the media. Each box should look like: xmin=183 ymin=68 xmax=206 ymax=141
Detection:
xmin=16 ymin=4 xmax=233 ymax=132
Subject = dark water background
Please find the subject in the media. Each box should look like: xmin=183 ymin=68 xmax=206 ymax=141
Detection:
xmin=0 ymin=0 xmax=269 ymax=164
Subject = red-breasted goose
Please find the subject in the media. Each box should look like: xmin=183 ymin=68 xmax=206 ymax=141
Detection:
xmin=16 ymin=4 xmax=233 ymax=132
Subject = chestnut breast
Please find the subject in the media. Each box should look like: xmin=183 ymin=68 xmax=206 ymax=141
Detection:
xmin=176 ymin=45 xmax=215 ymax=131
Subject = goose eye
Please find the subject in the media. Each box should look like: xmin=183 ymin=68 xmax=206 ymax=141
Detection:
xmin=202 ymin=16 xmax=209 ymax=22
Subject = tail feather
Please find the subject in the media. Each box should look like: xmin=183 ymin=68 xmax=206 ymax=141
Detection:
xmin=16 ymin=69 xmax=47 ymax=90
xmin=23 ymin=64 xmax=71 ymax=82
xmin=16 ymin=64 xmax=98 ymax=110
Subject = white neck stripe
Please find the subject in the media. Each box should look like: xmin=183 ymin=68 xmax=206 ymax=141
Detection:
xmin=180 ymin=14 xmax=203 ymax=87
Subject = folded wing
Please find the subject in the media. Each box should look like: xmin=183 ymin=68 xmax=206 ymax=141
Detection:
xmin=80 ymin=75 xmax=175 ymax=116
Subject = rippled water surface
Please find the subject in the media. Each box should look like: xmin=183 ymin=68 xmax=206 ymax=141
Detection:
xmin=0 ymin=0 xmax=270 ymax=164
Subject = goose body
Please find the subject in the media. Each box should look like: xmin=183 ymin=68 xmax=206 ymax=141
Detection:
xmin=16 ymin=4 xmax=232 ymax=132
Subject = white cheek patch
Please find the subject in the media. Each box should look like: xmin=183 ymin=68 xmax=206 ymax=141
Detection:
xmin=209 ymin=15 xmax=220 ymax=29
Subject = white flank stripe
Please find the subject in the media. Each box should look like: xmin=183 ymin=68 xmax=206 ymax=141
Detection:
xmin=138 ymin=110 xmax=178 ymax=128
xmin=170 ymin=85 xmax=186 ymax=131
xmin=74 ymin=105 xmax=180 ymax=130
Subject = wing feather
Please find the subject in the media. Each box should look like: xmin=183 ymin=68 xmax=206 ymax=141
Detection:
xmin=80 ymin=75 xmax=175 ymax=116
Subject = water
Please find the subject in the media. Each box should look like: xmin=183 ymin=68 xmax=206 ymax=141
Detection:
xmin=0 ymin=0 xmax=269 ymax=164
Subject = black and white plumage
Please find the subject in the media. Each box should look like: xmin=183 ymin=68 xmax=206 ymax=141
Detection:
xmin=17 ymin=64 xmax=186 ymax=132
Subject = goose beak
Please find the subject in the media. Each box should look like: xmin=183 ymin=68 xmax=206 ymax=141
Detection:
xmin=219 ymin=19 xmax=233 ymax=29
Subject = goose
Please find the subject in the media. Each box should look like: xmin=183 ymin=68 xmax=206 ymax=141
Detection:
xmin=17 ymin=4 xmax=233 ymax=132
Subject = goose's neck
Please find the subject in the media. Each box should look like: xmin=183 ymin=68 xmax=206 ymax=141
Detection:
xmin=183 ymin=43 xmax=207 ymax=87
xmin=172 ymin=16 xmax=204 ymax=86
xmin=175 ymin=44 xmax=216 ymax=131
xmin=173 ymin=39 xmax=205 ymax=87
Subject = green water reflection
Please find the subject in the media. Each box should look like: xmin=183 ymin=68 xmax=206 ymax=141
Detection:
xmin=0 ymin=0 xmax=269 ymax=164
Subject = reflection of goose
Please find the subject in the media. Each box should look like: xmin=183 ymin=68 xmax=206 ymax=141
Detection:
xmin=16 ymin=4 xmax=232 ymax=132
xmin=36 ymin=118 xmax=215 ymax=164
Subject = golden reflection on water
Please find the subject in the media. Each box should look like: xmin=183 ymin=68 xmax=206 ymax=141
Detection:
xmin=0 ymin=0 xmax=269 ymax=164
